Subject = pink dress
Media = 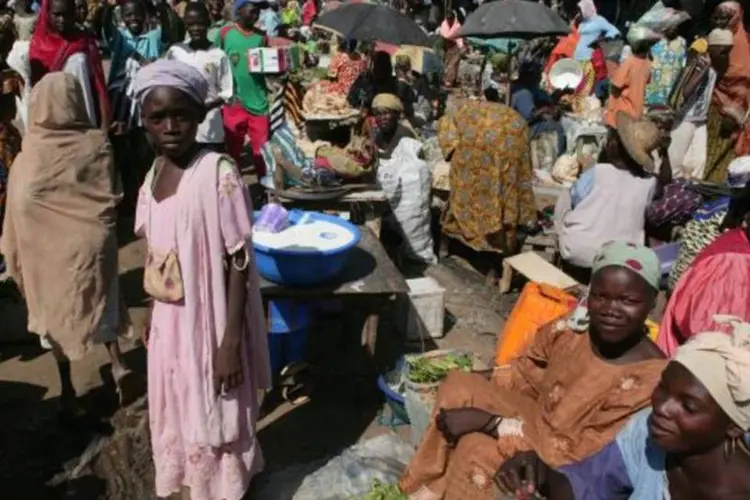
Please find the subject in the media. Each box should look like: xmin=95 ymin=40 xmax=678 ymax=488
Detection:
xmin=135 ymin=152 xmax=271 ymax=500
xmin=658 ymin=228 xmax=750 ymax=357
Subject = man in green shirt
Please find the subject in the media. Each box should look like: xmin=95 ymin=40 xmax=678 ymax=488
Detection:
xmin=219 ymin=0 xmax=271 ymax=175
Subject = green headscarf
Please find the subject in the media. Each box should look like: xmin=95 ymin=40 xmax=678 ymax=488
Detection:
xmin=591 ymin=241 xmax=661 ymax=290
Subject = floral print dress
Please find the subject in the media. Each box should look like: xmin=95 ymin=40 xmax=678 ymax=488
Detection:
xmin=645 ymin=37 xmax=687 ymax=107
xmin=438 ymin=100 xmax=537 ymax=254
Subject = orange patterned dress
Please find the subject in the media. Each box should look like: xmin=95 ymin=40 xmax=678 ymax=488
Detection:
xmin=438 ymin=100 xmax=536 ymax=254
xmin=400 ymin=319 xmax=667 ymax=500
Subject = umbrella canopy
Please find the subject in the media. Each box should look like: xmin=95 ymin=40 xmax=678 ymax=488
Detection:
xmin=314 ymin=3 xmax=431 ymax=47
xmin=459 ymin=0 xmax=570 ymax=39
xmin=466 ymin=36 xmax=522 ymax=53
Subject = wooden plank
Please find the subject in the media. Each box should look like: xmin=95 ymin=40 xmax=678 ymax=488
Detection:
xmin=258 ymin=228 xmax=409 ymax=298
xmin=501 ymin=251 xmax=578 ymax=290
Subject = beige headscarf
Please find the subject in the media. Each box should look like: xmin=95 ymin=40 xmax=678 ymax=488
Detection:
xmin=673 ymin=316 xmax=750 ymax=430
xmin=1 ymin=72 xmax=124 ymax=360
xmin=372 ymin=93 xmax=404 ymax=113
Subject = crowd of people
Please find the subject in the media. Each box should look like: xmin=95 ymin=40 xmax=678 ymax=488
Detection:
xmin=0 ymin=0 xmax=748 ymax=498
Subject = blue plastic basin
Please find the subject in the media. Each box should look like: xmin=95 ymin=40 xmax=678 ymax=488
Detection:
xmin=252 ymin=211 xmax=362 ymax=287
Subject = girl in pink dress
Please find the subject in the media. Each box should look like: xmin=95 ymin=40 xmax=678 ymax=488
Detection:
xmin=132 ymin=59 xmax=271 ymax=500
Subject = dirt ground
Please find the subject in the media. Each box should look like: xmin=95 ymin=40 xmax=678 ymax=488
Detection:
xmin=0 ymin=207 xmax=519 ymax=499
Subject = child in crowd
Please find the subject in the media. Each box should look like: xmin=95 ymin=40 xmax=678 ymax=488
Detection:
xmin=102 ymin=0 xmax=173 ymax=211
xmin=133 ymin=59 xmax=270 ymax=500
xmin=218 ymin=0 xmax=270 ymax=175
xmin=166 ymin=1 xmax=233 ymax=152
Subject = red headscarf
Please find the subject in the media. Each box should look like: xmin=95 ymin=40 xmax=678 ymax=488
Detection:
xmin=29 ymin=0 xmax=109 ymax=121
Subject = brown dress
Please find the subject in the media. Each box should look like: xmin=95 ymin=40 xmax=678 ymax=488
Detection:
xmin=399 ymin=319 xmax=666 ymax=500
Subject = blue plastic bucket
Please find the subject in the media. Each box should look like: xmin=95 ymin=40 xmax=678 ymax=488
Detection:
xmin=268 ymin=300 xmax=312 ymax=334
xmin=267 ymin=300 xmax=312 ymax=375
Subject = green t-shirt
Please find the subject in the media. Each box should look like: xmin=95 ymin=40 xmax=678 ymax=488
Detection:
xmin=219 ymin=26 xmax=269 ymax=115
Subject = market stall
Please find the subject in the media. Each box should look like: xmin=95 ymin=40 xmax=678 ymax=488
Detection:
xmin=258 ymin=226 xmax=408 ymax=359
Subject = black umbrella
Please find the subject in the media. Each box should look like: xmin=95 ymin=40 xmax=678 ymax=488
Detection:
xmin=458 ymin=0 xmax=570 ymax=39
xmin=314 ymin=3 xmax=431 ymax=47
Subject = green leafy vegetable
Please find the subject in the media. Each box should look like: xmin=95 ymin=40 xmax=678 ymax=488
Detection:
xmin=405 ymin=353 xmax=473 ymax=384
xmin=359 ymin=480 xmax=408 ymax=500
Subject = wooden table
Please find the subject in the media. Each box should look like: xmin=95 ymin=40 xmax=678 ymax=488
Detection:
xmin=258 ymin=228 xmax=409 ymax=357
xmin=275 ymin=189 xmax=390 ymax=237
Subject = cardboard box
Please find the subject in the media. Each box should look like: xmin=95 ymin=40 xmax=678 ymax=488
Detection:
xmin=248 ymin=47 xmax=288 ymax=74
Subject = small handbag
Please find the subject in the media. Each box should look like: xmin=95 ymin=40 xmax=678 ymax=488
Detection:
xmin=143 ymin=248 xmax=184 ymax=303
xmin=143 ymin=163 xmax=185 ymax=303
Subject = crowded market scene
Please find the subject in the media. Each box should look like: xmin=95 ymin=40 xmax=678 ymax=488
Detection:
xmin=0 ymin=0 xmax=749 ymax=497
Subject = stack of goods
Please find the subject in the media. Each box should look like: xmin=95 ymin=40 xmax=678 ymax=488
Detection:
xmin=302 ymin=89 xmax=353 ymax=116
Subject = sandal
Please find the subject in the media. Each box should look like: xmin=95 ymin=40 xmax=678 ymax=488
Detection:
xmin=279 ymin=361 xmax=315 ymax=406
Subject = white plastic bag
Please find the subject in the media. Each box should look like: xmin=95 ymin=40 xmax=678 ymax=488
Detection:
xmin=377 ymin=138 xmax=437 ymax=264
xmin=292 ymin=435 xmax=414 ymax=500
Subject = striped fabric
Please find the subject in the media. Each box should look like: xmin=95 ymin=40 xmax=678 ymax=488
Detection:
xmin=284 ymin=80 xmax=305 ymax=129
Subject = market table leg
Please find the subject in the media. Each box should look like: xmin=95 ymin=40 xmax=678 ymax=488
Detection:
xmin=361 ymin=310 xmax=380 ymax=357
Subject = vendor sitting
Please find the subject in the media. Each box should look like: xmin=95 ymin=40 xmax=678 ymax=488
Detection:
xmin=399 ymin=241 xmax=666 ymax=500
xmin=371 ymin=93 xmax=415 ymax=158
xmin=556 ymin=113 xmax=671 ymax=283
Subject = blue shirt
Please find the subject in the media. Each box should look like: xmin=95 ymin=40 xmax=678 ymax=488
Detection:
xmin=574 ymin=15 xmax=620 ymax=61
xmin=259 ymin=9 xmax=281 ymax=37
xmin=570 ymin=167 xmax=596 ymax=208
xmin=106 ymin=26 xmax=164 ymax=84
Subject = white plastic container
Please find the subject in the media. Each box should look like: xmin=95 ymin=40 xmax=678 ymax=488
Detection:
xmin=402 ymin=277 xmax=446 ymax=341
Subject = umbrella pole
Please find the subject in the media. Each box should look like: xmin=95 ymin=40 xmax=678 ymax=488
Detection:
xmin=506 ymin=42 xmax=515 ymax=106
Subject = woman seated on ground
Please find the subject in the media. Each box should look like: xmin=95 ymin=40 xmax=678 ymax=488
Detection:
xmin=497 ymin=317 xmax=750 ymax=500
xmin=437 ymin=86 xmax=536 ymax=278
xmin=556 ymin=113 xmax=671 ymax=283
xmin=399 ymin=241 xmax=667 ymax=500
xmin=347 ymin=50 xmax=398 ymax=111
xmin=657 ymin=179 xmax=750 ymax=357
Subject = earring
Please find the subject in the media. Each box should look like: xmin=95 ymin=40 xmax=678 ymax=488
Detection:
xmin=724 ymin=438 xmax=736 ymax=461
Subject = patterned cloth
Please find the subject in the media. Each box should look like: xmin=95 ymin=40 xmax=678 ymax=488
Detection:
xmin=399 ymin=320 xmax=666 ymax=500
xmin=645 ymin=179 xmax=703 ymax=228
xmin=645 ymin=37 xmax=687 ymax=107
xmin=327 ymin=52 xmax=366 ymax=95
xmin=591 ymin=240 xmax=662 ymax=290
xmin=438 ymin=101 xmax=536 ymax=254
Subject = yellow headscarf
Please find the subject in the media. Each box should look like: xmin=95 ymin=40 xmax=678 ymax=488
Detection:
xmin=371 ymin=93 xmax=404 ymax=113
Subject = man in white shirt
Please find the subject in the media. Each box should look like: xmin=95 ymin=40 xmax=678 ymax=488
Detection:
xmin=165 ymin=1 xmax=233 ymax=151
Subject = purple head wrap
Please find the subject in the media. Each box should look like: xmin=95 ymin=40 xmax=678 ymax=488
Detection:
xmin=133 ymin=59 xmax=209 ymax=106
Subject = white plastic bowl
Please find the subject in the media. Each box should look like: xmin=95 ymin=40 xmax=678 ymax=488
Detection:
xmin=549 ymin=58 xmax=584 ymax=91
